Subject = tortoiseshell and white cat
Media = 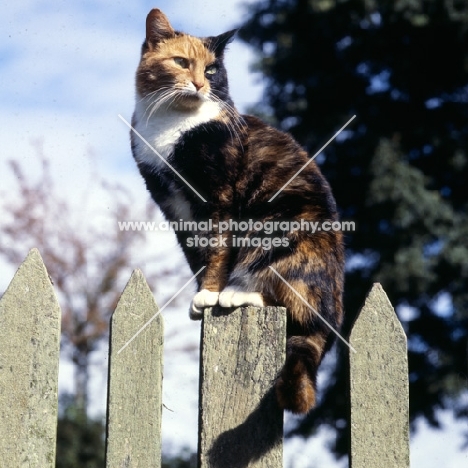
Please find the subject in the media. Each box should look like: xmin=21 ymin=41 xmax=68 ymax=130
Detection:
xmin=131 ymin=9 xmax=344 ymax=414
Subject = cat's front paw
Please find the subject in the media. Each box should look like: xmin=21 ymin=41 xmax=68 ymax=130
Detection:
xmin=189 ymin=289 xmax=220 ymax=320
xmin=219 ymin=287 xmax=264 ymax=308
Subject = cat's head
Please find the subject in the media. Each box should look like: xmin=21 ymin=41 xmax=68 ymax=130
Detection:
xmin=136 ymin=9 xmax=236 ymax=111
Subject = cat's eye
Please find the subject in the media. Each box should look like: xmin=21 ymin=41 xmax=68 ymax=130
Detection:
xmin=205 ymin=64 xmax=218 ymax=75
xmin=174 ymin=57 xmax=189 ymax=68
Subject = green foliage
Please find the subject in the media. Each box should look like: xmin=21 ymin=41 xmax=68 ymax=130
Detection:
xmin=239 ymin=0 xmax=468 ymax=457
xmin=56 ymin=395 xmax=105 ymax=468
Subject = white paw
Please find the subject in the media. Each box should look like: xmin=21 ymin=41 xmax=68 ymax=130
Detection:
xmin=219 ymin=287 xmax=264 ymax=308
xmin=189 ymin=289 xmax=219 ymax=320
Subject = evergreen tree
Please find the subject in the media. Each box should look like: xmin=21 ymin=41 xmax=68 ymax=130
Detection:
xmin=56 ymin=395 xmax=105 ymax=468
xmin=239 ymin=0 xmax=468 ymax=456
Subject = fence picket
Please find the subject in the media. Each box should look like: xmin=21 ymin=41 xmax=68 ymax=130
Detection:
xmin=0 ymin=248 xmax=61 ymax=467
xmin=198 ymin=306 xmax=286 ymax=468
xmin=105 ymin=269 xmax=163 ymax=468
xmin=349 ymin=282 xmax=410 ymax=468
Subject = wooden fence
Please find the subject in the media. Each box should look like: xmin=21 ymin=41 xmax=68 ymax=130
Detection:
xmin=0 ymin=249 xmax=410 ymax=467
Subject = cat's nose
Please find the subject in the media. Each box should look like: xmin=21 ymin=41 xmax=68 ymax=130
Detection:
xmin=192 ymin=80 xmax=204 ymax=91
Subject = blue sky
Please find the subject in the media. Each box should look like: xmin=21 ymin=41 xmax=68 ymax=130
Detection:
xmin=0 ymin=1 xmax=467 ymax=466
xmin=0 ymin=0 xmax=263 ymax=201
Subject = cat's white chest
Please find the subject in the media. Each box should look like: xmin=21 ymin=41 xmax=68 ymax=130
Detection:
xmin=132 ymin=98 xmax=221 ymax=170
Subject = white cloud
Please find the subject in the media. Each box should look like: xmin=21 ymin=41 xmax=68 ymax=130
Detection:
xmin=411 ymin=410 xmax=468 ymax=468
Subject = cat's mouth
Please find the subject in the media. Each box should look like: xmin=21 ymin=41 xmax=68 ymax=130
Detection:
xmin=181 ymin=90 xmax=203 ymax=99
xmin=175 ymin=89 xmax=208 ymax=109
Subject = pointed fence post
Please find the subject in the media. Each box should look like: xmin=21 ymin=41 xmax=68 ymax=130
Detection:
xmin=0 ymin=249 xmax=61 ymax=467
xmin=198 ymin=306 xmax=286 ymax=468
xmin=349 ymin=283 xmax=410 ymax=468
xmin=105 ymin=269 xmax=163 ymax=467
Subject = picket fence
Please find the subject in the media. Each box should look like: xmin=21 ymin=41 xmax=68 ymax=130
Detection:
xmin=0 ymin=249 xmax=410 ymax=467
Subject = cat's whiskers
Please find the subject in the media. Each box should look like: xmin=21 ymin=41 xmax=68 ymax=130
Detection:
xmin=145 ymin=88 xmax=180 ymax=123
xmin=219 ymin=99 xmax=246 ymax=137
xmin=208 ymin=93 xmax=246 ymax=149
xmin=141 ymin=88 xmax=170 ymax=116
xmin=141 ymin=94 xmax=161 ymax=118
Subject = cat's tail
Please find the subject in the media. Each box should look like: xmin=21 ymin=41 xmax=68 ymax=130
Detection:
xmin=275 ymin=334 xmax=329 ymax=414
xmin=267 ymin=264 xmax=343 ymax=414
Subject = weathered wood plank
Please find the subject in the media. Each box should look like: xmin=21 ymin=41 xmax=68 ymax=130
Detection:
xmin=349 ymin=283 xmax=410 ymax=468
xmin=199 ymin=306 xmax=286 ymax=468
xmin=105 ymin=269 xmax=163 ymax=468
xmin=0 ymin=248 xmax=61 ymax=467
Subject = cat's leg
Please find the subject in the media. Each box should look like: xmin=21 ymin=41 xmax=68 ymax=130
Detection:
xmin=171 ymin=232 xmax=220 ymax=319
xmin=218 ymin=267 xmax=264 ymax=308
xmin=189 ymin=232 xmax=231 ymax=319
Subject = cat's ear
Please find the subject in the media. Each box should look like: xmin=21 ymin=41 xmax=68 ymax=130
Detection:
xmin=206 ymin=29 xmax=238 ymax=57
xmin=145 ymin=9 xmax=175 ymax=47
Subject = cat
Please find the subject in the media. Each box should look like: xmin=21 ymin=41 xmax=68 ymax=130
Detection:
xmin=130 ymin=8 xmax=344 ymax=414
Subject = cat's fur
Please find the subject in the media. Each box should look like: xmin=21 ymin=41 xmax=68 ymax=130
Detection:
xmin=131 ymin=9 xmax=344 ymax=414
